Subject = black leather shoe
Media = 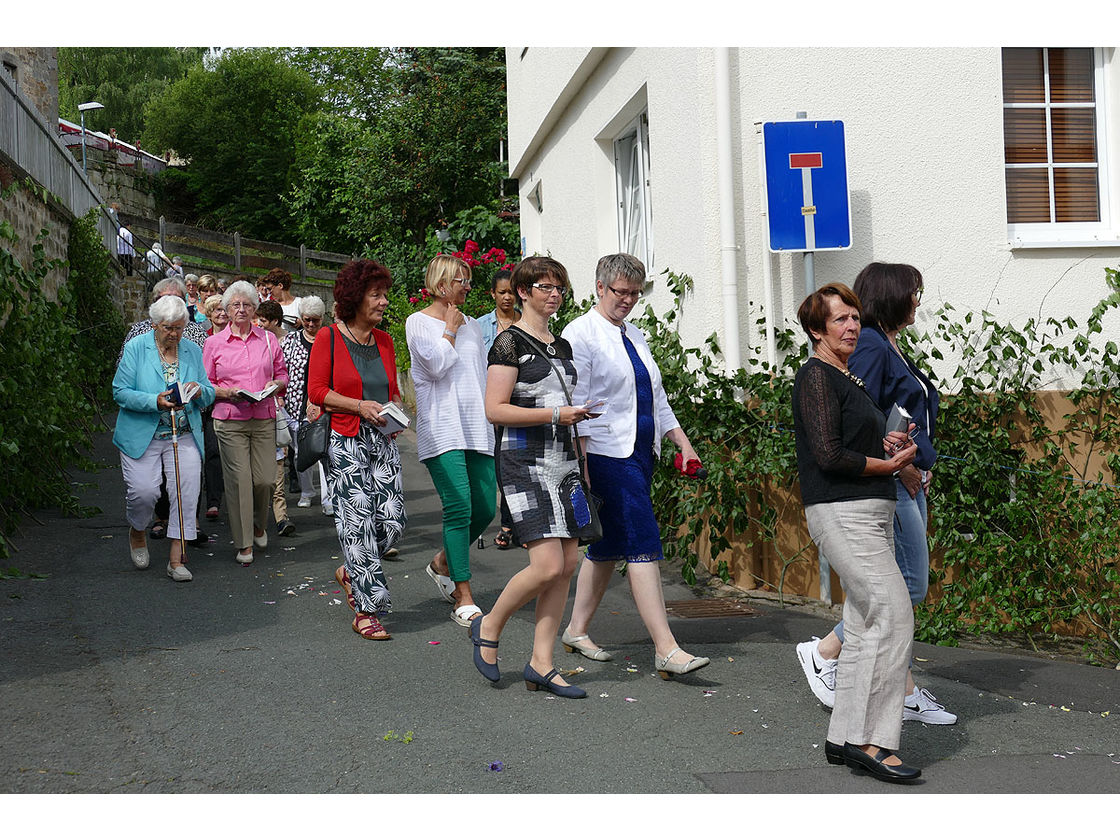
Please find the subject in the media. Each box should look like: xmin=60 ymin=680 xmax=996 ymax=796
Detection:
xmin=825 ymin=740 xmax=845 ymax=766
xmin=843 ymin=743 xmax=921 ymax=783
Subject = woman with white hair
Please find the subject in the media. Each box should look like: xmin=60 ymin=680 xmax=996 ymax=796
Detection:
xmin=203 ymin=280 xmax=290 ymax=565
xmin=113 ymin=295 xmax=215 ymax=581
xmin=280 ymin=294 xmax=330 ymax=509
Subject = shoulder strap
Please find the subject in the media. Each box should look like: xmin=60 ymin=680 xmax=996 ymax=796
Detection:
xmin=512 ymin=326 xmax=590 ymax=468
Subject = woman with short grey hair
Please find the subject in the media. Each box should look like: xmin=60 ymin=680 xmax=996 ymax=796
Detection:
xmin=113 ymin=295 xmax=215 ymax=581
xmin=204 ymin=280 xmax=290 ymax=565
xmin=281 ymin=295 xmax=329 ymax=509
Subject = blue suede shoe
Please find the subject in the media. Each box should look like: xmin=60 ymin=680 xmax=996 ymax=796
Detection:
xmin=523 ymin=663 xmax=587 ymax=699
xmin=468 ymin=615 xmax=500 ymax=683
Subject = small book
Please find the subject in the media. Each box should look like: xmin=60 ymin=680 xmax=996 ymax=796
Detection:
xmin=377 ymin=402 xmax=411 ymax=435
xmin=237 ymin=382 xmax=279 ymax=403
xmin=169 ymin=381 xmax=200 ymax=406
xmin=886 ymin=403 xmax=912 ymax=434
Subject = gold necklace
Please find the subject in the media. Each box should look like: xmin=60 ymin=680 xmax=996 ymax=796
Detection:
xmin=815 ymin=354 xmax=864 ymax=389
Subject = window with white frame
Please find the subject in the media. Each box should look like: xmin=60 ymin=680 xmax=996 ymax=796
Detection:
xmin=614 ymin=112 xmax=653 ymax=269
xmin=1002 ymin=47 xmax=1113 ymax=244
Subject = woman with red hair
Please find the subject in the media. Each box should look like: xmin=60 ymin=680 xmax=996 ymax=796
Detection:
xmin=307 ymin=260 xmax=407 ymax=641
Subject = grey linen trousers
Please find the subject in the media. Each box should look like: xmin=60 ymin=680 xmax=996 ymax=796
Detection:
xmin=805 ymin=497 xmax=914 ymax=750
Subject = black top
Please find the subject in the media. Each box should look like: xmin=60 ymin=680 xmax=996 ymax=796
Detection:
xmin=792 ymin=358 xmax=893 ymax=506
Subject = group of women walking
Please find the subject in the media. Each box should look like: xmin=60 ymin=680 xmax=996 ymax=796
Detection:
xmin=113 ymin=250 xmax=945 ymax=785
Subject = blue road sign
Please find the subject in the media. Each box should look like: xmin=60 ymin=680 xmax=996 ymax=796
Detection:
xmin=762 ymin=120 xmax=851 ymax=252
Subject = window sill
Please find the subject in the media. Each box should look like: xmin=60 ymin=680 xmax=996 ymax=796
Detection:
xmin=1010 ymin=237 xmax=1120 ymax=250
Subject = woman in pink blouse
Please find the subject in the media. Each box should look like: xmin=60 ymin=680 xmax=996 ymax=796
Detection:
xmin=203 ymin=279 xmax=289 ymax=565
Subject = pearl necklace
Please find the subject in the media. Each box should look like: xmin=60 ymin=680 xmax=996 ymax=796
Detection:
xmin=815 ymin=354 xmax=865 ymax=389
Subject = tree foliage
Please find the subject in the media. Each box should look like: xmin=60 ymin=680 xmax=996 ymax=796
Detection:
xmin=142 ymin=49 xmax=323 ymax=241
xmin=287 ymin=47 xmax=508 ymax=255
xmin=58 ymin=47 xmax=207 ymax=147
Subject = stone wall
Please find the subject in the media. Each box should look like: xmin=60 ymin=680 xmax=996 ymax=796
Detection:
xmin=82 ymin=148 xmax=158 ymax=218
xmin=0 ymin=47 xmax=58 ymax=127
xmin=0 ymin=163 xmax=71 ymax=301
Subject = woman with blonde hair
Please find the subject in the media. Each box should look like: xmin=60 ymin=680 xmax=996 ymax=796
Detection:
xmin=406 ymin=254 xmax=495 ymax=625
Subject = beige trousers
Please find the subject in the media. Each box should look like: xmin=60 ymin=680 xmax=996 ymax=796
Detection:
xmin=805 ymin=497 xmax=913 ymax=751
xmin=214 ymin=417 xmax=275 ymax=550
xmin=272 ymin=449 xmax=288 ymax=524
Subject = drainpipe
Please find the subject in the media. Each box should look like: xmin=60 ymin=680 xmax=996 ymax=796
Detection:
xmin=756 ymin=123 xmax=777 ymax=369
xmin=715 ymin=48 xmax=741 ymax=375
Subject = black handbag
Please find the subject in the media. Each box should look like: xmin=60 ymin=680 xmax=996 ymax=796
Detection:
xmin=515 ymin=328 xmax=603 ymax=545
xmin=296 ymin=326 xmax=334 ymax=473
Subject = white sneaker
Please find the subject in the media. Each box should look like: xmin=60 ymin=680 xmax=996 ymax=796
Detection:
xmin=903 ymin=687 xmax=958 ymax=725
xmin=795 ymin=636 xmax=837 ymax=708
xmin=322 ymin=503 xmax=334 ymax=516
xmin=297 ymin=496 xmax=312 ymax=508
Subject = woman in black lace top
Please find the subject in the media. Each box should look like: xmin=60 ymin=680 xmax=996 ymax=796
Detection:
xmin=792 ymin=282 xmax=922 ymax=784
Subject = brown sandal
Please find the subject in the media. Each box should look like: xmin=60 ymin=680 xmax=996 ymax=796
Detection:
xmin=335 ymin=566 xmax=356 ymax=611
xmin=353 ymin=613 xmax=391 ymax=640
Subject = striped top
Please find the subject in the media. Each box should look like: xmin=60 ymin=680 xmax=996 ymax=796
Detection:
xmin=405 ymin=311 xmax=494 ymax=461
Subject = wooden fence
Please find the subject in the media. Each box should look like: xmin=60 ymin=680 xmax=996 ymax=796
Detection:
xmin=120 ymin=213 xmax=354 ymax=287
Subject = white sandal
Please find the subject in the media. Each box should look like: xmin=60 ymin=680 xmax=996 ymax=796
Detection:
xmin=654 ymin=647 xmax=710 ymax=680
xmin=425 ymin=563 xmax=456 ymax=603
xmin=561 ymin=628 xmax=613 ymax=661
xmin=452 ymin=604 xmax=483 ymax=627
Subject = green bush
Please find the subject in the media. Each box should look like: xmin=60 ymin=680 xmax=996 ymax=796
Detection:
xmin=0 ymin=188 xmax=124 ymax=558
xmin=625 ymin=266 xmax=1120 ymax=663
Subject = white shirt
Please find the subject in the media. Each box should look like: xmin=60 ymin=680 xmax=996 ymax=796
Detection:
xmin=562 ymin=307 xmax=679 ymax=459
xmin=279 ymin=297 xmax=302 ymax=333
xmin=405 ymin=311 xmax=494 ymax=461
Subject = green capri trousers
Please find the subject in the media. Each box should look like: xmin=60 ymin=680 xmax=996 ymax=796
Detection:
xmin=423 ymin=449 xmax=496 ymax=582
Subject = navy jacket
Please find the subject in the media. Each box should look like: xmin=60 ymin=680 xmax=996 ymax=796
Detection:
xmin=848 ymin=325 xmax=939 ymax=471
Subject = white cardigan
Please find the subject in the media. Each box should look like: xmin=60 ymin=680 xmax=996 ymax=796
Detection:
xmin=405 ymin=311 xmax=494 ymax=461
xmin=562 ymin=307 xmax=680 ymax=459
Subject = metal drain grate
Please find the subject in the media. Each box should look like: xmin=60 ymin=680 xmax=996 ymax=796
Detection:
xmin=664 ymin=598 xmax=760 ymax=619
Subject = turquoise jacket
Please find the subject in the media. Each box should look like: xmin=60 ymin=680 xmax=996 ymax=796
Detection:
xmin=113 ymin=330 xmax=215 ymax=459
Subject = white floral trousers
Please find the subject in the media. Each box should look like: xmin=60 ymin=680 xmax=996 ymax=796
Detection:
xmin=325 ymin=424 xmax=406 ymax=615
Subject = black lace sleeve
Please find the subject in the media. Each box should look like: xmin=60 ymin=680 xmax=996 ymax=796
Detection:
xmin=796 ymin=363 xmax=866 ymax=476
xmin=488 ymin=328 xmax=521 ymax=367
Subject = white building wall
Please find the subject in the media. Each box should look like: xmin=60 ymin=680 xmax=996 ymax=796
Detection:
xmin=507 ymin=47 xmax=1120 ymax=384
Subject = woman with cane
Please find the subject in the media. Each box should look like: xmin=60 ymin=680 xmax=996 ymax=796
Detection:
xmin=113 ymin=295 xmax=214 ymax=581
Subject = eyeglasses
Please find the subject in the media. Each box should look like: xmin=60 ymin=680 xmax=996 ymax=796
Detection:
xmin=302 ymin=317 xmax=322 ymax=325
xmin=229 ymin=301 xmax=255 ymax=310
xmin=531 ymin=282 xmax=566 ymax=297
xmin=452 ymin=277 xmax=472 ymax=288
xmin=607 ymin=285 xmax=642 ymax=300
xmin=913 ymin=287 xmax=924 ymax=302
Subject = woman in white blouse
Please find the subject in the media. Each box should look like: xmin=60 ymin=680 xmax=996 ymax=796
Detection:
xmin=561 ymin=253 xmax=710 ymax=680
xmin=406 ymin=255 xmax=496 ymax=626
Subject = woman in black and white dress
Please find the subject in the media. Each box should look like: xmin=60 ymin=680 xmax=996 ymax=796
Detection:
xmin=467 ymin=256 xmax=593 ymax=699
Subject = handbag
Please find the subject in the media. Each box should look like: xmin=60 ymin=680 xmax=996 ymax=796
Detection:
xmin=275 ymin=403 xmax=293 ymax=448
xmin=514 ymin=328 xmax=603 ymax=545
xmin=295 ymin=326 xmax=334 ymax=473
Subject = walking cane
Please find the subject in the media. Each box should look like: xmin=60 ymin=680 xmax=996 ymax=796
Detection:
xmin=169 ymin=406 xmax=187 ymax=564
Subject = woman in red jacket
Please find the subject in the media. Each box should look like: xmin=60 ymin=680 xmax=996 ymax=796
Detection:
xmin=307 ymin=260 xmax=406 ymax=641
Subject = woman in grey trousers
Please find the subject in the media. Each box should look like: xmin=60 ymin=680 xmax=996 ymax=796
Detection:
xmin=791 ymin=281 xmax=922 ymax=784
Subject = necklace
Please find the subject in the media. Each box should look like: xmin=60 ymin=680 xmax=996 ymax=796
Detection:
xmin=518 ymin=323 xmax=556 ymax=355
xmin=343 ymin=321 xmax=372 ymax=346
xmin=815 ymin=354 xmax=864 ymax=389
xmin=496 ymin=312 xmax=518 ymax=331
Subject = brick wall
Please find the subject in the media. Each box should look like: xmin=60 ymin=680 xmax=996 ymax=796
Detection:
xmin=0 ymin=47 xmax=58 ymax=127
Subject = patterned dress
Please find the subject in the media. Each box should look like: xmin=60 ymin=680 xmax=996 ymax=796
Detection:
xmin=488 ymin=326 xmax=586 ymax=544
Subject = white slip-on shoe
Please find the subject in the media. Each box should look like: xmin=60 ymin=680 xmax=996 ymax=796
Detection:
xmin=297 ymin=496 xmax=313 ymax=508
xmin=167 ymin=563 xmax=192 ymax=582
xmin=130 ymin=546 xmax=150 ymax=570
xmin=236 ymin=549 xmax=254 ymax=565
xmin=903 ymin=687 xmax=958 ymax=725
xmin=796 ymin=636 xmax=837 ymax=708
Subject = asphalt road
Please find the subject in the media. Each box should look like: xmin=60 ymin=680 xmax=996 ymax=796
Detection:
xmin=2 ymin=425 xmax=1118 ymax=820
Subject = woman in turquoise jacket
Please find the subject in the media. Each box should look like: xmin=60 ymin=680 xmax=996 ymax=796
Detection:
xmin=113 ymin=295 xmax=215 ymax=581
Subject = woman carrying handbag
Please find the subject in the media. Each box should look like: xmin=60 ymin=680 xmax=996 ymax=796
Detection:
xmin=467 ymin=257 xmax=593 ymax=699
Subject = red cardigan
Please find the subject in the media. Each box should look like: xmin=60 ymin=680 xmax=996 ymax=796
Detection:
xmin=307 ymin=324 xmax=400 ymax=437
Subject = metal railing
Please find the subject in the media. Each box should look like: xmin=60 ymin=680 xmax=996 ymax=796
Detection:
xmin=0 ymin=71 xmax=118 ymax=253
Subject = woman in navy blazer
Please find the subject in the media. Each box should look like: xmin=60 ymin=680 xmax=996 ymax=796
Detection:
xmin=113 ymin=296 xmax=215 ymax=581
xmin=794 ymin=262 xmax=957 ymax=725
